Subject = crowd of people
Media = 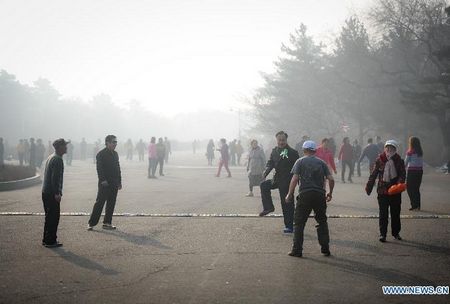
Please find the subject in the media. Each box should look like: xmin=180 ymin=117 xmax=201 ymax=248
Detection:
xmin=0 ymin=131 xmax=441 ymax=256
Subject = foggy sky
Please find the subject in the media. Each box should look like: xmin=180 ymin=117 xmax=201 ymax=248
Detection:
xmin=0 ymin=0 xmax=373 ymax=116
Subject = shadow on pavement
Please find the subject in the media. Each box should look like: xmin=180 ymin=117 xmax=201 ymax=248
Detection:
xmin=307 ymin=256 xmax=437 ymax=286
xmin=332 ymin=239 xmax=383 ymax=254
xmin=54 ymin=248 xmax=119 ymax=275
xmin=93 ymin=229 xmax=172 ymax=249
xmin=388 ymin=239 xmax=450 ymax=255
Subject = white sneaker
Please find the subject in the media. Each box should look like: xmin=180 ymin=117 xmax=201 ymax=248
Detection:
xmin=245 ymin=192 xmax=254 ymax=197
xmin=87 ymin=225 xmax=94 ymax=231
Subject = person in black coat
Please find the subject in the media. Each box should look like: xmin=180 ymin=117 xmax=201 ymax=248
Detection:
xmin=259 ymin=131 xmax=299 ymax=233
xmin=88 ymin=135 xmax=122 ymax=230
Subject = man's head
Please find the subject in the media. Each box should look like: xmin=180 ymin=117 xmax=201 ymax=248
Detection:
xmin=376 ymin=136 xmax=381 ymax=143
xmin=343 ymin=137 xmax=349 ymax=144
xmin=250 ymin=139 xmax=258 ymax=149
xmin=52 ymin=138 xmax=69 ymax=156
xmin=158 ymin=137 xmax=163 ymax=143
xmin=151 ymin=137 xmax=156 ymax=144
xmin=105 ymin=135 xmax=117 ymax=150
xmin=368 ymin=138 xmax=373 ymax=144
xmin=220 ymin=138 xmax=226 ymax=144
xmin=302 ymin=135 xmax=309 ymax=141
xmin=353 ymin=139 xmax=358 ymax=145
xmin=321 ymin=138 xmax=329 ymax=148
xmin=302 ymin=140 xmax=317 ymax=155
xmin=275 ymin=131 xmax=288 ymax=148
xmin=30 ymin=138 xmax=35 ymax=143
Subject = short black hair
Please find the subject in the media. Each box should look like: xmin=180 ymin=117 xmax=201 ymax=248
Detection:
xmin=105 ymin=135 xmax=116 ymax=144
xmin=275 ymin=131 xmax=288 ymax=138
xmin=368 ymin=138 xmax=373 ymax=143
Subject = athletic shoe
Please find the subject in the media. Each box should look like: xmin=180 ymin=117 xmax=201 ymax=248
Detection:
xmin=102 ymin=224 xmax=116 ymax=230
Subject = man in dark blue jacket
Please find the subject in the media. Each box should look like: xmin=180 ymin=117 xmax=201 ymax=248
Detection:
xmin=88 ymin=135 xmax=122 ymax=230
xmin=259 ymin=131 xmax=299 ymax=233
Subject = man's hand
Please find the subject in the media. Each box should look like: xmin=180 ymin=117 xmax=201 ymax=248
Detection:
xmin=285 ymin=193 xmax=294 ymax=203
xmin=326 ymin=193 xmax=332 ymax=202
xmin=54 ymin=194 xmax=62 ymax=203
xmin=118 ymin=184 xmax=122 ymax=190
xmin=101 ymin=180 xmax=109 ymax=187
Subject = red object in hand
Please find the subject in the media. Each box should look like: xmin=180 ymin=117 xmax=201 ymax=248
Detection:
xmin=388 ymin=183 xmax=406 ymax=195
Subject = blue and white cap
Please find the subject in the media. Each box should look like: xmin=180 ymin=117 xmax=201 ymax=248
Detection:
xmin=302 ymin=140 xmax=317 ymax=151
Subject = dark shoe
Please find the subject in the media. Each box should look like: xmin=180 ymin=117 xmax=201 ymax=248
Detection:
xmin=283 ymin=227 xmax=294 ymax=233
xmin=379 ymin=235 xmax=387 ymax=243
xmin=288 ymin=250 xmax=302 ymax=258
xmin=409 ymin=207 xmax=417 ymax=211
xmin=348 ymin=179 xmax=353 ymax=183
xmin=160 ymin=173 xmax=165 ymax=176
xmin=87 ymin=225 xmax=94 ymax=231
xmin=321 ymin=248 xmax=331 ymax=256
xmin=393 ymin=235 xmax=402 ymax=241
xmin=259 ymin=209 xmax=274 ymax=217
xmin=341 ymin=180 xmax=346 ymax=183
xmin=44 ymin=242 xmax=63 ymax=248
xmin=102 ymin=224 xmax=116 ymax=230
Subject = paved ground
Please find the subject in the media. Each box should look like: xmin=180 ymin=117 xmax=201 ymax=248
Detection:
xmin=0 ymin=151 xmax=449 ymax=303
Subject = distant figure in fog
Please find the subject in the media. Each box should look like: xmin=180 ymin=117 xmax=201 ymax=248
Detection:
xmin=66 ymin=141 xmax=74 ymax=166
xmin=148 ymin=137 xmax=158 ymax=178
xmin=236 ymin=140 xmax=244 ymax=166
xmin=295 ymin=135 xmax=309 ymax=156
xmin=88 ymin=135 xmax=122 ymax=231
xmin=164 ymin=137 xmax=171 ymax=164
xmin=80 ymin=138 xmax=87 ymax=161
xmin=93 ymin=140 xmax=100 ymax=164
xmin=24 ymin=139 xmax=30 ymax=165
xmin=229 ymin=139 xmax=237 ymax=166
xmin=125 ymin=139 xmax=133 ymax=160
xmin=36 ymin=139 xmax=46 ymax=168
xmin=29 ymin=138 xmax=37 ymax=169
xmin=316 ymin=138 xmax=337 ymax=175
xmin=0 ymin=137 xmax=4 ymax=167
xmin=376 ymin=136 xmax=384 ymax=153
xmin=338 ymin=137 xmax=353 ymax=183
xmin=17 ymin=139 xmax=25 ymax=166
xmin=136 ymin=139 xmax=146 ymax=162
xmin=358 ymin=138 xmax=379 ymax=174
xmin=246 ymin=140 xmax=265 ymax=197
xmin=47 ymin=140 xmax=53 ymax=158
xmin=216 ymin=138 xmax=231 ymax=178
xmin=156 ymin=137 xmax=166 ymax=176
xmin=328 ymin=137 xmax=337 ymax=158
xmin=206 ymin=139 xmax=215 ymax=166
xmin=192 ymin=140 xmax=197 ymax=154
xmin=352 ymin=139 xmax=362 ymax=177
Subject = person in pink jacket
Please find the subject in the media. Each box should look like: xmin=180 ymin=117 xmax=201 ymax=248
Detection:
xmin=148 ymin=137 xmax=158 ymax=178
xmin=316 ymin=138 xmax=337 ymax=175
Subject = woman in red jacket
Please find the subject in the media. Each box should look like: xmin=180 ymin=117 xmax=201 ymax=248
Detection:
xmin=316 ymin=138 xmax=337 ymax=175
xmin=366 ymin=140 xmax=406 ymax=243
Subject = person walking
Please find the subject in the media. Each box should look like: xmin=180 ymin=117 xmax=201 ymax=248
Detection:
xmin=246 ymin=140 xmax=266 ymax=197
xmin=259 ymin=131 xmax=299 ymax=233
xmin=206 ymin=139 xmax=215 ymax=166
xmin=164 ymin=137 xmax=171 ymax=164
xmin=80 ymin=138 xmax=87 ymax=161
xmin=286 ymin=140 xmax=334 ymax=257
xmin=229 ymin=139 xmax=237 ymax=166
xmin=36 ymin=139 xmax=46 ymax=168
xmin=156 ymin=137 xmax=166 ymax=176
xmin=315 ymin=138 xmax=337 ymax=175
xmin=216 ymin=138 xmax=231 ymax=177
xmin=29 ymin=138 xmax=37 ymax=169
xmin=148 ymin=137 xmax=158 ymax=178
xmin=338 ymin=137 xmax=353 ymax=183
xmin=41 ymin=138 xmax=69 ymax=247
xmin=17 ymin=139 xmax=25 ymax=166
xmin=136 ymin=139 xmax=146 ymax=162
xmin=236 ymin=140 xmax=244 ymax=166
xmin=352 ymin=139 xmax=362 ymax=177
xmin=358 ymin=138 xmax=380 ymax=174
xmin=366 ymin=140 xmax=406 ymax=242
xmin=88 ymin=135 xmax=122 ymax=230
xmin=405 ymin=136 xmax=424 ymax=211
xmin=66 ymin=141 xmax=74 ymax=166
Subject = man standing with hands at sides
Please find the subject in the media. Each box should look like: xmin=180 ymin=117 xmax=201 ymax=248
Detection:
xmin=41 ymin=138 xmax=69 ymax=248
xmin=88 ymin=135 xmax=122 ymax=231
xmin=286 ymin=140 xmax=334 ymax=258
xmin=259 ymin=131 xmax=299 ymax=234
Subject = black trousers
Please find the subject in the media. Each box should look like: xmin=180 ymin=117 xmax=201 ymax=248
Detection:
xmin=42 ymin=193 xmax=60 ymax=244
xmin=88 ymin=185 xmax=119 ymax=226
xmin=293 ymin=191 xmax=329 ymax=252
xmin=407 ymin=170 xmax=422 ymax=209
xmin=378 ymin=194 xmax=401 ymax=237
xmin=260 ymin=179 xmax=294 ymax=229
xmin=341 ymin=160 xmax=353 ymax=181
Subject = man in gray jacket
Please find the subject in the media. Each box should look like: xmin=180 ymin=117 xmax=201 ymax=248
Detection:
xmin=41 ymin=138 xmax=68 ymax=248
